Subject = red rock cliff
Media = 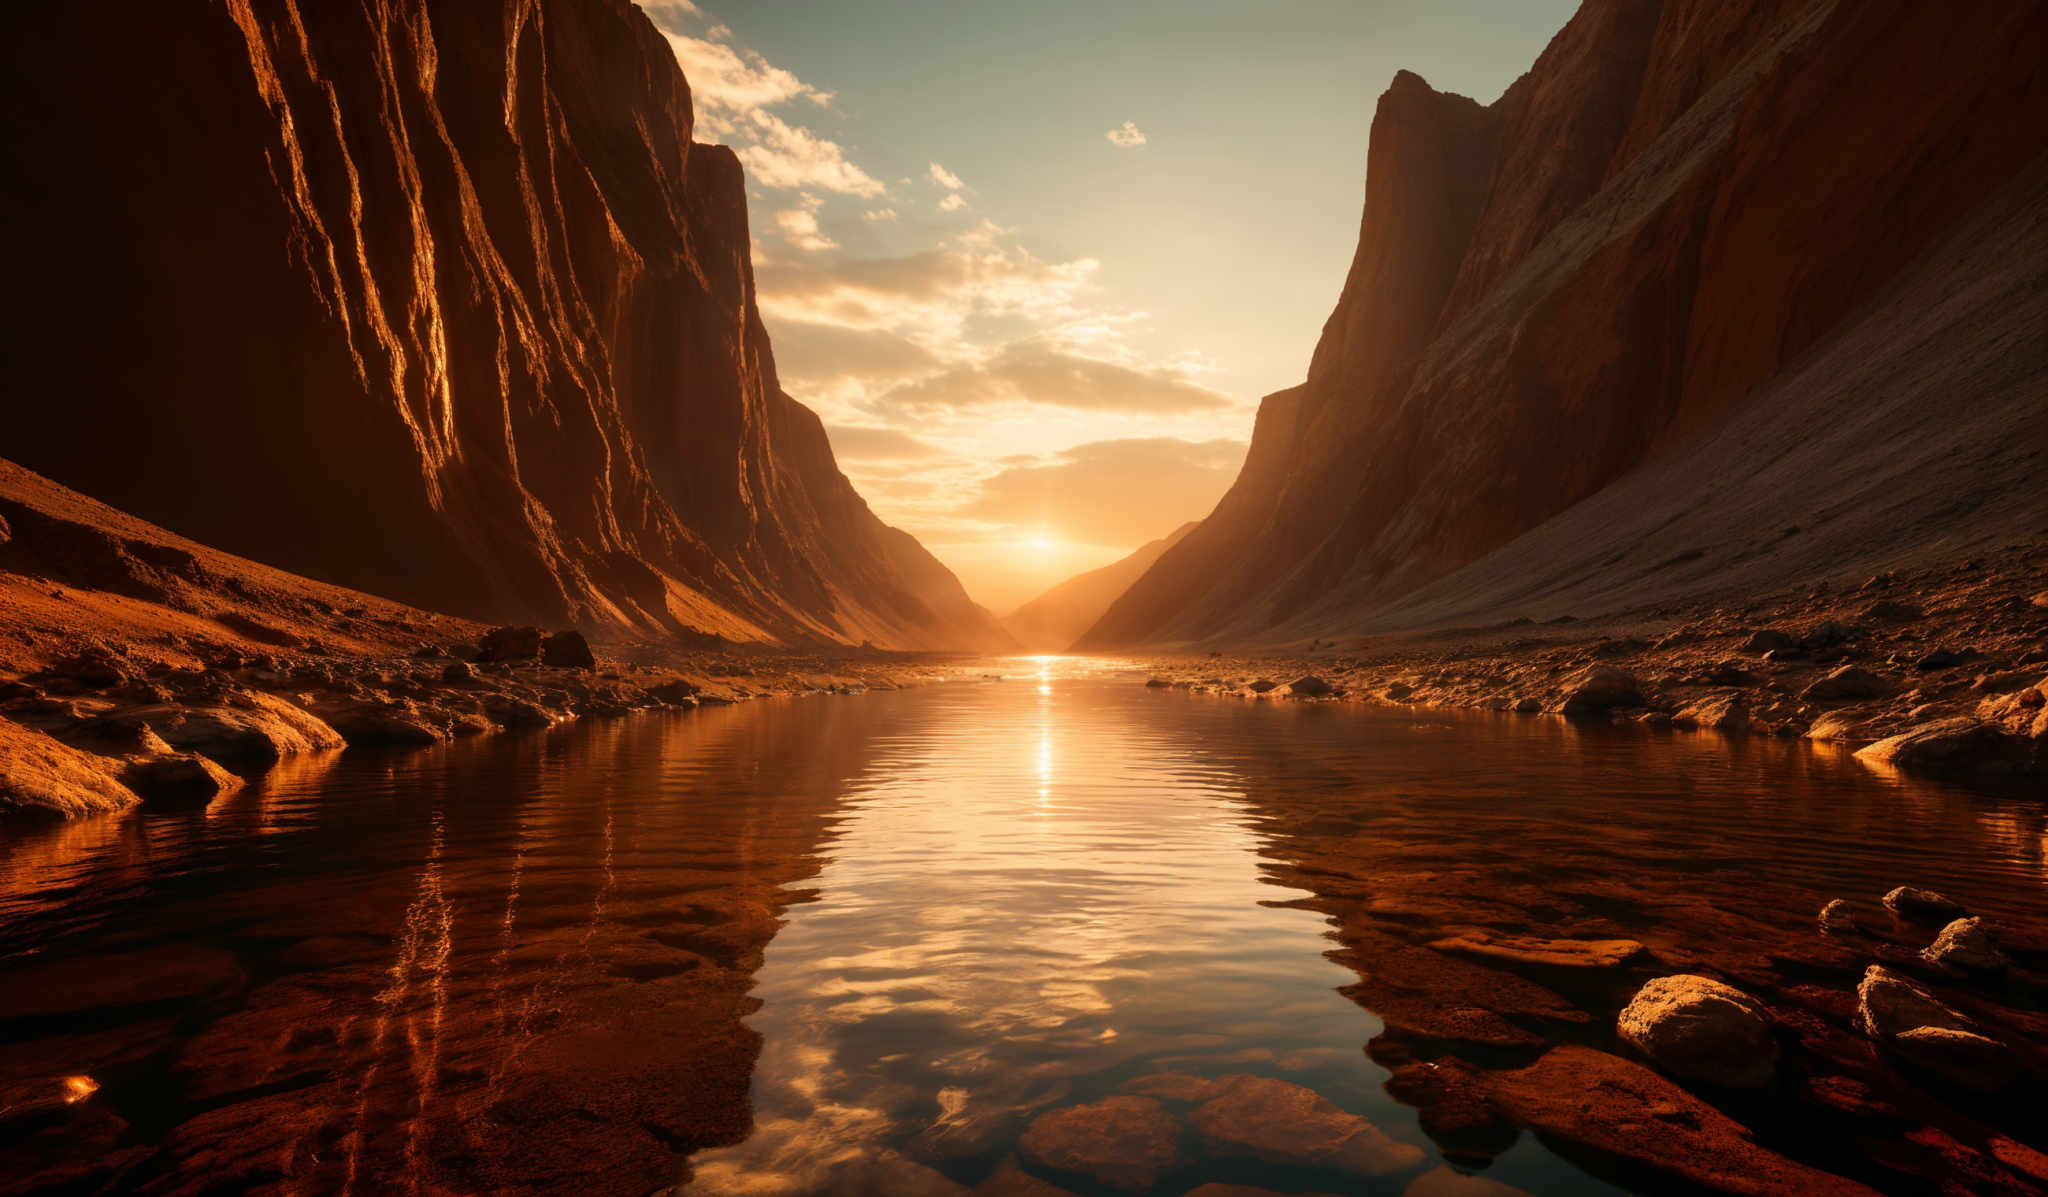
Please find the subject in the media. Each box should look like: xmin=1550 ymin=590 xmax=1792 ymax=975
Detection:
xmin=1082 ymin=0 xmax=2046 ymax=647
xmin=0 ymin=0 xmax=1009 ymax=651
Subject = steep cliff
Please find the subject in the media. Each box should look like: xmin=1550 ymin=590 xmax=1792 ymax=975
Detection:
xmin=1082 ymin=0 xmax=2047 ymax=648
xmin=1003 ymin=523 xmax=1197 ymax=653
xmin=0 ymin=0 xmax=1009 ymax=652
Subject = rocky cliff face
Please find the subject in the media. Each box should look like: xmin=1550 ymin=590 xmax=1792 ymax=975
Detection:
xmin=0 ymin=0 xmax=1009 ymax=652
xmin=1002 ymin=523 xmax=1198 ymax=653
xmin=1082 ymin=0 xmax=2047 ymax=648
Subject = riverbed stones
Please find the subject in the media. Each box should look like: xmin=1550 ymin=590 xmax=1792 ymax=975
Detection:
xmin=1189 ymin=1074 xmax=1422 ymax=1177
xmin=1921 ymin=917 xmax=2005 ymax=972
xmin=1017 ymin=1096 xmax=1183 ymax=1192
xmin=1616 ymin=975 xmax=1778 ymax=1088
xmin=1882 ymin=886 xmax=1968 ymax=922
xmin=1557 ymin=666 xmax=1641 ymax=715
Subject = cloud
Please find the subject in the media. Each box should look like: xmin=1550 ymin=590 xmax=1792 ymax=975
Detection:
xmin=938 ymin=193 xmax=967 ymax=213
xmin=876 ymin=342 xmax=1235 ymax=416
xmin=961 ymin=437 xmax=1246 ymax=546
xmin=1105 ymin=120 xmax=1147 ymax=148
xmin=649 ymin=12 xmax=881 ymax=196
xmin=928 ymin=162 xmax=965 ymax=190
xmin=863 ymin=208 xmax=897 ymax=222
xmin=824 ymin=426 xmax=942 ymax=460
xmin=732 ymin=109 xmax=884 ymax=196
xmin=769 ymin=323 xmax=941 ymax=385
xmin=774 ymin=207 xmax=836 ymax=252
xmin=756 ymin=239 xmax=1101 ymax=348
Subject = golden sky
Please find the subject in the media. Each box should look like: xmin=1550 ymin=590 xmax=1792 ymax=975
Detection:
xmin=645 ymin=0 xmax=1576 ymax=612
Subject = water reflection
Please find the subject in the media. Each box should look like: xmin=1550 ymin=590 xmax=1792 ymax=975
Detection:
xmin=1 ymin=659 xmax=2041 ymax=1196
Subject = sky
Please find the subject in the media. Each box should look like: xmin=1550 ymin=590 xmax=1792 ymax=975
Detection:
xmin=641 ymin=0 xmax=1578 ymax=612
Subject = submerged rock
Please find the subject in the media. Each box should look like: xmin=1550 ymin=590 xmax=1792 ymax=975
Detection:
xmin=1882 ymin=886 xmax=1968 ymax=922
xmin=1818 ymin=899 xmax=1858 ymax=935
xmin=1616 ymin=975 xmax=1778 ymax=1089
xmin=1017 ymin=1096 xmax=1183 ymax=1192
xmin=1189 ymin=1074 xmax=1422 ymax=1177
xmin=1921 ymin=917 xmax=2005 ymax=973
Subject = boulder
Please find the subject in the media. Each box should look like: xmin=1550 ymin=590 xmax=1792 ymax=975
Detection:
xmin=1189 ymin=1074 xmax=1422 ymax=1177
xmin=1385 ymin=682 xmax=1414 ymax=700
xmin=120 ymin=753 xmax=242 ymax=805
xmin=1800 ymin=665 xmax=1887 ymax=702
xmin=476 ymin=626 xmax=544 ymax=663
xmin=1558 ymin=666 xmax=1642 ymax=715
xmin=1247 ymin=679 xmax=1279 ymax=693
xmin=49 ymin=647 xmax=127 ymax=689
xmin=1017 ymin=1096 xmax=1183 ymax=1192
xmin=647 ymin=680 xmax=700 ymax=706
xmin=1855 ymin=718 xmax=2026 ymax=774
xmin=440 ymin=660 xmax=475 ymax=683
xmin=1288 ymin=675 xmax=1333 ymax=697
xmin=1800 ymin=621 xmax=1858 ymax=651
xmin=541 ymin=630 xmax=597 ymax=669
xmin=1890 ymin=1026 xmax=2016 ymax=1092
xmin=1818 ymin=900 xmax=1858 ymax=935
xmin=1881 ymin=886 xmax=1968 ymax=922
xmin=98 ymin=693 xmax=343 ymax=764
xmin=1856 ymin=965 xmax=1971 ymax=1038
xmin=1921 ymin=917 xmax=2005 ymax=973
xmin=1616 ymin=975 xmax=1778 ymax=1088
xmin=1675 ymin=692 xmax=1747 ymax=731
xmin=0 ymin=719 xmax=140 ymax=818
xmin=1744 ymin=630 xmax=1795 ymax=654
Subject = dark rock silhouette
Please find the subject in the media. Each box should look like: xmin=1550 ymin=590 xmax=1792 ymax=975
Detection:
xmin=0 ymin=0 xmax=1009 ymax=652
xmin=1081 ymin=0 xmax=2047 ymax=648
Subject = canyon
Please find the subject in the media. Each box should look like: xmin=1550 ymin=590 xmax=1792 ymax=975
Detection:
xmin=1080 ymin=0 xmax=2046 ymax=650
xmin=0 ymin=0 xmax=1008 ymax=653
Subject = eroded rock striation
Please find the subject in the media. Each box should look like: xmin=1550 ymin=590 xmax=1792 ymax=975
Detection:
xmin=0 ymin=0 xmax=1008 ymax=652
xmin=1081 ymin=0 xmax=2047 ymax=648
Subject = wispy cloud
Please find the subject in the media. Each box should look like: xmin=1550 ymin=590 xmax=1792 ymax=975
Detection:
xmin=649 ymin=9 xmax=882 ymax=196
xmin=938 ymin=193 xmax=967 ymax=213
xmin=775 ymin=206 xmax=837 ymax=252
xmin=928 ymin=162 xmax=965 ymax=190
xmin=1105 ymin=120 xmax=1147 ymax=148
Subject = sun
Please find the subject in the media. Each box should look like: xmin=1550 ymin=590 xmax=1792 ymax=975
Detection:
xmin=1027 ymin=532 xmax=1055 ymax=553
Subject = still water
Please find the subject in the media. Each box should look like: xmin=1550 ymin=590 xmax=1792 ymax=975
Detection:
xmin=2 ymin=657 xmax=2042 ymax=1196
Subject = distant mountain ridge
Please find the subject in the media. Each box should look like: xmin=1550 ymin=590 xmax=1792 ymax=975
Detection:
xmin=0 ymin=0 xmax=1010 ymax=652
xmin=1003 ymin=524 xmax=1198 ymax=652
xmin=1081 ymin=0 xmax=2046 ymax=648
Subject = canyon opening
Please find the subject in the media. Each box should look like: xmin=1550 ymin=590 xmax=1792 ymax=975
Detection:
xmin=1 ymin=3 xmax=2044 ymax=1196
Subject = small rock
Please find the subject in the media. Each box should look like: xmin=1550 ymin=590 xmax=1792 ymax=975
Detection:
xmin=1247 ymin=679 xmax=1279 ymax=694
xmin=1882 ymin=886 xmax=1968 ymax=922
xmin=1288 ymin=675 xmax=1333 ymax=697
xmin=1857 ymin=964 xmax=1971 ymax=1038
xmin=1915 ymin=648 xmax=1970 ymax=671
xmin=1674 ymin=692 xmax=1746 ymax=731
xmin=647 ymin=679 xmax=701 ymax=706
xmin=1891 ymin=1026 xmax=2016 ymax=1092
xmin=1384 ymin=682 xmax=1414 ymax=700
xmin=1616 ymin=975 xmax=1778 ymax=1089
xmin=1510 ymin=697 xmax=1540 ymax=714
xmin=1144 ymin=677 xmax=1170 ymax=689
xmin=1017 ymin=1097 xmax=1183 ymax=1192
xmin=1818 ymin=900 xmax=1857 ymax=935
xmin=1860 ymin=599 xmax=1922 ymax=621
xmin=50 ymin=647 xmax=127 ymax=689
xmin=440 ymin=661 xmax=475 ymax=684
xmin=119 ymin=754 xmax=243 ymax=805
xmin=540 ymin=630 xmax=597 ymax=669
xmin=1800 ymin=621 xmax=1857 ymax=651
xmin=1800 ymin=665 xmax=1887 ymax=702
xmin=1921 ymin=917 xmax=2005 ymax=973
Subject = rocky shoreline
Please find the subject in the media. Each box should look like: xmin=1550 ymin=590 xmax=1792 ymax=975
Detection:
xmin=1124 ymin=541 xmax=2048 ymax=784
